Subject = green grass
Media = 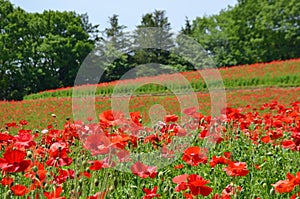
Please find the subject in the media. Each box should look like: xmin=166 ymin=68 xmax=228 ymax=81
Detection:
xmin=23 ymin=58 xmax=300 ymax=100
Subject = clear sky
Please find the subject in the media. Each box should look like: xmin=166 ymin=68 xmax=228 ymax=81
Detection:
xmin=9 ymin=0 xmax=237 ymax=31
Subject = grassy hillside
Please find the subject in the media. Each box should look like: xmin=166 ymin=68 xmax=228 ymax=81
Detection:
xmin=24 ymin=58 xmax=300 ymax=100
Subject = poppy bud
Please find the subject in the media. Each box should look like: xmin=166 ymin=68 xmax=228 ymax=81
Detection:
xmin=82 ymin=160 xmax=87 ymax=167
xmin=79 ymin=179 xmax=83 ymax=186
xmin=158 ymin=171 xmax=164 ymax=178
xmin=26 ymin=151 xmax=32 ymax=158
xmin=270 ymin=188 xmax=274 ymax=195
xmin=94 ymin=179 xmax=99 ymax=186
xmin=266 ymin=152 xmax=273 ymax=156
xmin=32 ymin=166 xmax=38 ymax=172
xmin=5 ymin=190 xmax=12 ymax=196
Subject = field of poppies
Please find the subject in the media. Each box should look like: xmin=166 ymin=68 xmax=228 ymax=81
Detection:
xmin=24 ymin=58 xmax=300 ymax=100
xmin=0 ymin=59 xmax=300 ymax=198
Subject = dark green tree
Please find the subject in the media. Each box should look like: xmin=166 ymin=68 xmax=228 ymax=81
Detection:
xmin=0 ymin=1 xmax=97 ymax=100
xmin=181 ymin=17 xmax=192 ymax=35
xmin=131 ymin=10 xmax=177 ymax=76
xmin=99 ymin=14 xmax=133 ymax=82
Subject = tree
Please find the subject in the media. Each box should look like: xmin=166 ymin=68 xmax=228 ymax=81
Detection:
xmin=181 ymin=17 xmax=192 ymax=35
xmin=190 ymin=0 xmax=300 ymax=67
xmin=131 ymin=10 xmax=177 ymax=76
xmin=0 ymin=1 xmax=97 ymax=100
xmin=97 ymin=14 xmax=133 ymax=82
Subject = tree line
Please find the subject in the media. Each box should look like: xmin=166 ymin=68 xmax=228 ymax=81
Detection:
xmin=185 ymin=0 xmax=300 ymax=67
xmin=1 ymin=0 xmax=299 ymax=100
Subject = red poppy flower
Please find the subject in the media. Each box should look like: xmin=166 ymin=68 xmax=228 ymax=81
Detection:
xmin=11 ymin=184 xmax=28 ymax=196
xmin=143 ymin=186 xmax=160 ymax=199
xmin=183 ymin=193 xmax=195 ymax=199
xmin=270 ymin=129 xmax=283 ymax=140
xmin=292 ymin=131 xmax=300 ymax=146
xmin=25 ymin=162 xmax=47 ymax=189
xmin=81 ymin=171 xmax=91 ymax=178
xmin=87 ymin=117 xmax=94 ymax=122
xmin=6 ymin=122 xmax=18 ymax=128
xmin=14 ymin=130 xmax=36 ymax=149
xmin=53 ymin=169 xmax=75 ymax=185
xmin=223 ymin=152 xmax=231 ymax=159
xmin=131 ymin=161 xmax=157 ymax=179
xmin=83 ymin=133 xmax=111 ymax=156
xmin=144 ymin=134 xmax=160 ymax=147
xmin=0 ymin=149 xmax=31 ymax=173
xmin=46 ymin=142 xmax=72 ymax=167
xmin=182 ymin=146 xmax=208 ymax=166
xmin=187 ymin=174 xmax=212 ymax=196
xmin=261 ymin=135 xmax=271 ymax=143
xmin=174 ymin=164 xmax=184 ymax=170
xmin=282 ymin=140 xmax=296 ymax=150
xmin=164 ymin=114 xmax=178 ymax=123
xmin=287 ymin=172 xmax=300 ymax=186
xmin=173 ymin=174 xmax=189 ymax=192
xmin=116 ymin=150 xmax=132 ymax=162
xmin=89 ymin=160 xmax=104 ymax=171
xmin=1 ymin=177 xmax=14 ymax=186
xmin=130 ymin=112 xmax=142 ymax=126
xmin=44 ymin=186 xmax=66 ymax=199
xmin=172 ymin=174 xmax=189 ymax=184
xmin=223 ymin=162 xmax=249 ymax=177
xmin=221 ymin=184 xmax=242 ymax=197
xmin=99 ymin=110 xmax=124 ymax=127
xmin=172 ymin=174 xmax=212 ymax=197
xmin=290 ymin=192 xmax=300 ymax=199
xmin=175 ymin=126 xmax=187 ymax=136
xmin=110 ymin=133 xmax=131 ymax=149
xmin=0 ymin=133 xmax=15 ymax=145
xmin=254 ymin=164 xmax=261 ymax=170
xmin=87 ymin=191 xmax=107 ymax=199
xmin=19 ymin=120 xmax=28 ymax=126
xmin=183 ymin=107 xmax=197 ymax=116
xmin=209 ymin=156 xmax=228 ymax=167
xmin=272 ymin=180 xmax=294 ymax=193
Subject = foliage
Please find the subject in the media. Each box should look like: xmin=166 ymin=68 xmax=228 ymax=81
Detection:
xmin=0 ymin=0 xmax=97 ymax=100
xmin=190 ymin=0 xmax=300 ymax=67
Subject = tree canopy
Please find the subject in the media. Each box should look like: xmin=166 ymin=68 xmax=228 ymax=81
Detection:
xmin=0 ymin=0 xmax=97 ymax=100
xmin=1 ymin=0 xmax=299 ymax=100
xmin=189 ymin=0 xmax=300 ymax=66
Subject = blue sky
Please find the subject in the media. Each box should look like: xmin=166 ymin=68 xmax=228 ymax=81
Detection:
xmin=9 ymin=0 xmax=237 ymax=31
